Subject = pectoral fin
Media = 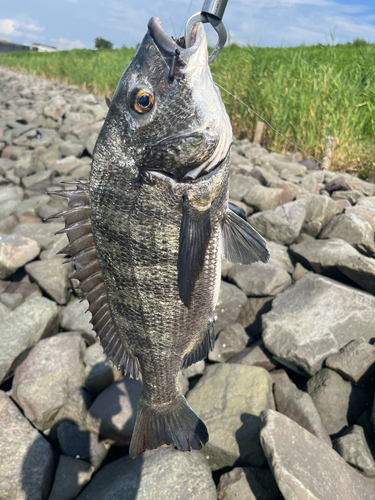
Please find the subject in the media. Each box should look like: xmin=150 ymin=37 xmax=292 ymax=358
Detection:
xmin=178 ymin=196 xmax=211 ymax=308
xmin=223 ymin=202 xmax=270 ymax=264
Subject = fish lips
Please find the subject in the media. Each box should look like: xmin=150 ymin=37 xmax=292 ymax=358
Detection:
xmin=147 ymin=16 xmax=207 ymax=74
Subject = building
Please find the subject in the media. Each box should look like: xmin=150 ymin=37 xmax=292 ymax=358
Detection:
xmin=31 ymin=43 xmax=57 ymax=52
xmin=0 ymin=39 xmax=34 ymax=53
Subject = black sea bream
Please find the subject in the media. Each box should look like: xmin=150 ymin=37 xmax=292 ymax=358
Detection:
xmin=55 ymin=17 xmax=269 ymax=458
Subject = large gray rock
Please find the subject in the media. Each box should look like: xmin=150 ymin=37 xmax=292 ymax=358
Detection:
xmin=214 ymin=281 xmax=247 ymax=333
xmin=48 ymin=455 xmax=94 ymax=500
xmin=346 ymin=206 xmax=375 ymax=231
xmin=84 ymin=341 xmax=116 ymax=396
xmin=57 ymin=421 xmax=108 ymax=471
xmin=13 ymin=222 xmax=64 ymax=249
xmin=267 ymin=241 xmax=295 ymax=274
xmin=300 ymin=193 xmax=342 ymax=224
xmin=85 ymin=376 xmax=142 ymax=444
xmin=228 ymin=262 xmax=292 ymax=296
xmin=333 ymin=425 xmax=375 ymax=477
xmin=52 ymin=387 xmax=92 ymax=429
xmin=229 ymin=174 xmax=259 ymax=201
xmin=76 ymin=448 xmax=217 ymax=500
xmin=274 ymin=380 xmax=331 ymax=445
xmin=0 ymin=296 xmax=59 ymax=383
xmin=12 ymin=332 xmax=86 ymax=430
xmin=319 ymin=213 xmax=375 ymax=257
xmin=325 ymin=339 xmax=375 ymax=383
xmin=60 ymin=298 xmax=94 ymax=343
xmin=208 ymin=323 xmax=249 ymax=362
xmin=0 ymin=233 xmax=40 ymax=279
xmin=228 ymin=339 xmax=277 ymax=371
xmin=0 ymin=390 xmax=54 ymax=500
xmin=336 ymin=254 xmax=375 ymax=295
xmin=306 ymin=368 xmax=367 ymax=436
xmin=262 ymin=274 xmax=375 ymax=375
xmin=244 ymin=185 xmax=284 ymax=212
xmin=25 ymin=258 xmax=72 ymax=304
xmin=236 ymin=296 xmax=274 ymax=336
xmin=187 ymin=363 xmax=273 ymax=470
xmin=217 ymin=467 xmax=281 ymax=500
xmin=260 ymin=410 xmax=375 ymax=500
xmin=248 ymin=200 xmax=305 ymax=246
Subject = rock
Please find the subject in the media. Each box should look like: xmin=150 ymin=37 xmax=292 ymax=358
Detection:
xmin=319 ymin=213 xmax=375 ymax=257
xmin=15 ymin=194 xmax=50 ymax=218
xmin=86 ymin=134 xmax=97 ymax=156
xmin=187 ymin=363 xmax=273 ymax=470
xmin=0 ymin=391 xmax=54 ymax=500
xmin=214 ymin=281 xmax=247 ymax=333
xmin=229 ymin=174 xmax=259 ymax=201
xmin=0 ymin=296 xmax=59 ymax=383
xmin=236 ymin=296 xmax=274 ymax=336
xmin=25 ymin=257 xmax=72 ymax=304
xmin=57 ymin=421 xmax=108 ymax=470
xmin=244 ymin=185 xmax=284 ymax=212
xmin=208 ymin=323 xmax=249 ymax=362
xmin=269 ymin=368 xmax=290 ymax=384
xmin=333 ymin=425 xmax=375 ymax=477
xmin=21 ymin=169 xmax=52 ymax=190
xmin=325 ymin=339 xmax=375 ymax=383
xmin=44 ymin=103 xmax=65 ymax=120
xmin=0 ymin=214 xmax=18 ymax=234
xmin=228 ymin=262 xmax=292 ymax=296
xmin=76 ymin=448 xmax=217 ymax=500
xmin=332 ymin=190 xmax=362 ymax=205
xmin=217 ymin=467 xmax=281 ymax=500
xmin=59 ymin=141 xmax=85 ymax=158
xmin=300 ymin=193 xmax=342 ymax=224
xmin=13 ymin=221 xmax=64 ymax=249
xmin=292 ymin=262 xmax=310 ymax=280
xmin=84 ymin=341 xmax=115 ymax=396
xmin=48 ymin=455 xmax=94 ymax=500
xmin=228 ymin=339 xmax=277 ymax=371
xmin=267 ymin=241 xmax=295 ymax=274
xmin=250 ymin=166 xmax=279 ymax=186
xmin=248 ymin=201 xmax=305 ymax=246
xmin=262 ymin=274 xmax=375 ymax=375
xmin=0 ymin=233 xmax=40 ymax=279
xmin=342 ymin=174 xmax=375 ymax=196
xmin=290 ymin=238 xmax=359 ymax=276
xmin=325 ymin=176 xmax=353 ymax=193
xmin=61 ymin=298 xmax=94 ymax=343
xmin=274 ymin=380 xmax=331 ymax=445
xmin=0 ymin=291 xmax=23 ymax=310
xmin=336 ymin=254 xmax=375 ymax=295
xmin=182 ymin=359 xmax=205 ymax=379
xmin=39 ymin=234 xmax=68 ymax=260
xmin=85 ymin=376 xmax=142 ymax=444
xmin=52 ymin=387 xmax=92 ymax=429
xmin=270 ymin=180 xmax=301 ymax=204
xmin=260 ymin=409 xmax=375 ymax=500
xmin=12 ymin=332 xmax=86 ymax=430
xmin=306 ymin=368 xmax=367 ymax=436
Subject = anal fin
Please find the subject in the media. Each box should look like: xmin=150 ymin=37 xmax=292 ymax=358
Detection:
xmin=181 ymin=322 xmax=215 ymax=369
xmin=223 ymin=202 xmax=270 ymax=264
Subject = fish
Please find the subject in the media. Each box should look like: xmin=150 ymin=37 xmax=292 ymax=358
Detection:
xmin=53 ymin=16 xmax=270 ymax=458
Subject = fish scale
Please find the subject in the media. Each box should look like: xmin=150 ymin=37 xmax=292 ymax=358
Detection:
xmin=53 ymin=16 xmax=270 ymax=458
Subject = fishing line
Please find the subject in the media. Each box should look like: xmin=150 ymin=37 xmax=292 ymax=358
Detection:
xmin=216 ymin=80 xmax=375 ymax=208
xmin=179 ymin=0 xmax=195 ymax=40
xmin=214 ymin=81 xmax=330 ymax=170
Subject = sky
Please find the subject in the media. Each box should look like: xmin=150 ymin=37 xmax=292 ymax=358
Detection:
xmin=0 ymin=0 xmax=375 ymax=50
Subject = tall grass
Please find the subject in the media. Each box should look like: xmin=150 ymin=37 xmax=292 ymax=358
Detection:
xmin=1 ymin=41 xmax=375 ymax=177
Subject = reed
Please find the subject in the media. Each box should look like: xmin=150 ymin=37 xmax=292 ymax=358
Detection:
xmin=1 ymin=40 xmax=374 ymax=178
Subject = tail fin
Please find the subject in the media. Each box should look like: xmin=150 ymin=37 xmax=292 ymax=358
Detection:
xmin=129 ymin=392 xmax=208 ymax=458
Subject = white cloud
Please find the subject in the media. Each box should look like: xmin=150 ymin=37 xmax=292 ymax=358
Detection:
xmin=51 ymin=36 xmax=86 ymax=50
xmin=0 ymin=14 xmax=44 ymax=40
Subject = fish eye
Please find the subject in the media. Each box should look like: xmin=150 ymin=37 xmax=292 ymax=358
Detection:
xmin=129 ymin=86 xmax=154 ymax=114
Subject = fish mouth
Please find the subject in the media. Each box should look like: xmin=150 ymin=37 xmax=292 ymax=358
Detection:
xmin=147 ymin=16 xmax=204 ymax=69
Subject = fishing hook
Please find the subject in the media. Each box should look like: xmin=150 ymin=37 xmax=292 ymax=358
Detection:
xmin=185 ymin=0 xmax=229 ymax=64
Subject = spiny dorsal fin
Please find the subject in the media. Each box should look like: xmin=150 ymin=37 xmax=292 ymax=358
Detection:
xmin=223 ymin=202 xmax=270 ymax=265
xmin=54 ymin=180 xmax=140 ymax=379
xmin=178 ymin=195 xmax=211 ymax=309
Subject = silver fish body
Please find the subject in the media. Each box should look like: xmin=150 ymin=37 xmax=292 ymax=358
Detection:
xmin=56 ymin=17 xmax=269 ymax=458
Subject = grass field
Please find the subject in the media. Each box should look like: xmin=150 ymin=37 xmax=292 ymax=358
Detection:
xmin=1 ymin=40 xmax=375 ymax=178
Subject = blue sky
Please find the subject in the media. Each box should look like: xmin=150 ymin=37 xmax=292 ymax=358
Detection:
xmin=1 ymin=0 xmax=375 ymax=49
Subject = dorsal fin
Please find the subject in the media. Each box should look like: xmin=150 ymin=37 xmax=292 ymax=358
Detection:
xmin=50 ymin=180 xmax=140 ymax=379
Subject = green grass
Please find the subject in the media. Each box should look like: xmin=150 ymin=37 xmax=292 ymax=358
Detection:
xmin=1 ymin=41 xmax=375 ymax=178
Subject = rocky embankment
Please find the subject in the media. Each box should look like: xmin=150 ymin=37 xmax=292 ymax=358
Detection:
xmin=1 ymin=66 xmax=375 ymax=500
